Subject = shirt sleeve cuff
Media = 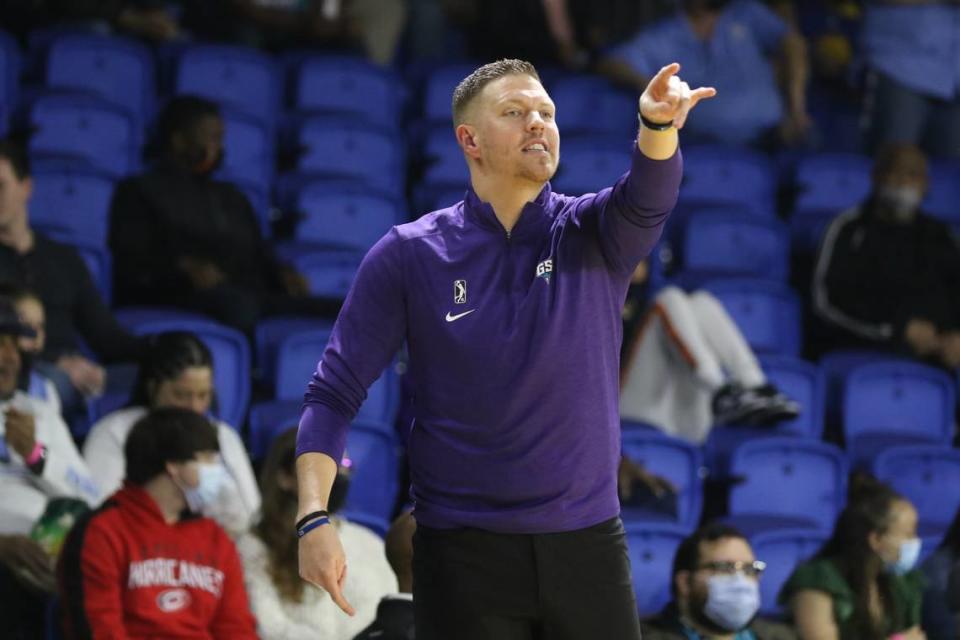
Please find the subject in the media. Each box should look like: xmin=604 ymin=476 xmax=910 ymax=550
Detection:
xmin=295 ymin=402 xmax=352 ymax=463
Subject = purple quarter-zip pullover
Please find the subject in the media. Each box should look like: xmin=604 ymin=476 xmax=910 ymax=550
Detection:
xmin=297 ymin=143 xmax=682 ymax=534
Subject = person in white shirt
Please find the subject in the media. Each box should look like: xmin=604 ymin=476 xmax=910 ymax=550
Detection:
xmin=0 ymin=296 xmax=99 ymax=537
xmin=237 ymin=428 xmax=397 ymax=640
xmin=82 ymin=330 xmax=259 ymax=536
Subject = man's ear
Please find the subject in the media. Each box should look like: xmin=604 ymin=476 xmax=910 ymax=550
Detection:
xmin=21 ymin=176 xmax=33 ymax=200
xmin=456 ymin=124 xmax=481 ymax=159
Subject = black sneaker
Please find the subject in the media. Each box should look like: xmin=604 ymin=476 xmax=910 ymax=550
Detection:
xmin=711 ymin=383 xmax=770 ymax=425
xmin=743 ymin=383 xmax=801 ymax=426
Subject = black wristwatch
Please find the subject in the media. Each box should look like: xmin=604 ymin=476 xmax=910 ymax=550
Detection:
xmin=639 ymin=113 xmax=674 ymax=131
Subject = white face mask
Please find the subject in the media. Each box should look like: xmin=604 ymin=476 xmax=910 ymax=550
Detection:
xmin=886 ymin=537 xmax=922 ymax=576
xmin=180 ymin=462 xmax=226 ymax=515
xmin=877 ymin=185 xmax=923 ymax=222
xmin=702 ymin=574 xmax=761 ymax=632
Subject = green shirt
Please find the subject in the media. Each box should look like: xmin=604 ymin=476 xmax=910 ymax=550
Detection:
xmin=778 ymin=556 xmax=925 ymax=639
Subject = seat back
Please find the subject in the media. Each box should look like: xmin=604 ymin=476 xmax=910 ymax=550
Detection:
xmin=295 ymin=185 xmax=401 ymax=251
xmin=625 ymin=523 xmax=690 ymax=617
xmin=552 ymin=137 xmax=631 ymax=196
xmin=620 ymin=430 xmax=703 ymax=530
xmin=749 ymin=528 xmax=828 ymax=617
xmin=176 ymin=44 xmax=278 ymax=126
xmin=843 ymin=361 xmax=955 ymax=444
xmin=682 ymin=212 xmax=790 ymax=281
xmin=702 ymin=278 xmax=802 ymax=356
xmin=295 ymin=55 xmax=402 ymax=125
xmin=729 ymin=437 xmax=848 ymax=532
xmin=873 ymin=445 xmax=960 ymax=533
xmin=30 ymin=169 xmax=115 ymax=246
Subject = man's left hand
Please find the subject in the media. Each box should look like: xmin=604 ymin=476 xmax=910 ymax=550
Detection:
xmin=639 ymin=62 xmax=716 ymax=130
xmin=5 ymin=407 xmax=37 ymax=461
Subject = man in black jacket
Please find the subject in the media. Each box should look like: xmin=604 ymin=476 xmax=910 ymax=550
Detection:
xmin=108 ymin=96 xmax=339 ymax=335
xmin=812 ymin=143 xmax=960 ymax=368
xmin=0 ymin=140 xmax=142 ymax=417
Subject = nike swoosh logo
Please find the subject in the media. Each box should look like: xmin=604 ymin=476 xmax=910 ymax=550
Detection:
xmin=445 ymin=309 xmax=477 ymax=322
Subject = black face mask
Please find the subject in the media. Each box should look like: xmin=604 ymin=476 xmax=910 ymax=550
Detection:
xmin=328 ymin=473 xmax=351 ymax=514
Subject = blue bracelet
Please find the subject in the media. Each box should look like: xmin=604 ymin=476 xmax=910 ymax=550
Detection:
xmin=297 ymin=516 xmax=330 ymax=538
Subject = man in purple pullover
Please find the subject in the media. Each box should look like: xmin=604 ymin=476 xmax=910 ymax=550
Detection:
xmin=296 ymin=59 xmax=715 ymax=639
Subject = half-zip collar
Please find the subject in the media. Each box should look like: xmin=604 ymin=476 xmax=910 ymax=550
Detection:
xmin=462 ymin=182 xmax=555 ymax=241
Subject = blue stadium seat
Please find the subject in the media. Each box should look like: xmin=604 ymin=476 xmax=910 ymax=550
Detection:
xmin=701 ymin=279 xmax=802 ymax=356
xmin=923 ymin=160 xmax=960 ymax=229
xmin=817 ymin=350 xmax=905 ymax=435
xmin=420 ymin=125 xmax=470 ymax=188
xmin=681 ymin=211 xmax=790 ymax=283
xmin=625 ymin=522 xmax=690 ymax=617
xmin=274 ymin=328 xmax=333 ymax=400
xmin=274 ymin=328 xmax=401 ymax=428
xmin=551 ymin=136 xmax=632 ymax=196
xmin=118 ymin=316 xmax=251 ymax=429
xmin=0 ymin=30 xmax=21 ymax=135
xmin=296 ymin=116 xmax=405 ymax=196
xmin=215 ymin=107 xmax=274 ymax=194
xmin=872 ymin=445 xmax=960 ymax=538
xmin=548 ymin=75 xmax=636 ymax=137
xmin=46 ymin=33 xmax=155 ymax=125
xmin=294 ymin=55 xmax=403 ymax=125
xmin=704 ymin=355 xmax=824 ymax=477
xmin=620 ymin=429 xmax=704 ymax=531
xmin=254 ymin=315 xmax=329 ymax=381
xmin=422 ymin=63 xmax=477 ymax=122
xmin=175 ymin=44 xmax=279 ymax=127
xmin=248 ymin=399 xmax=301 ymax=460
xmin=294 ymin=184 xmax=402 ymax=252
xmin=726 ymin=437 xmax=848 ymax=535
xmin=30 ymin=169 xmax=114 ymax=246
xmin=28 ymin=94 xmax=138 ymax=178
xmin=73 ymin=241 xmax=112 ymax=305
xmin=843 ymin=361 xmax=955 ymax=466
xmin=749 ymin=528 xmax=827 ymax=617
xmin=790 ymin=153 xmax=872 ymax=251
xmin=279 ymin=247 xmax=364 ymax=299
xmin=340 ymin=419 xmax=401 ymax=536
xmin=679 ymin=146 xmax=776 ymax=217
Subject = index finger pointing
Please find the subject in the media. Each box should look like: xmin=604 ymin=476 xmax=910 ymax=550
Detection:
xmin=648 ymin=62 xmax=681 ymax=95
xmin=328 ymin=568 xmax=355 ymax=616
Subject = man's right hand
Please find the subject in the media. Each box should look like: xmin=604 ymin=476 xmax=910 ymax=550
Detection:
xmin=0 ymin=535 xmax=56 ymax=594
xmin=298 ymin=521 xmax=355 ymax=616
xmin=177 ymin=257 xmax=227 ymax=291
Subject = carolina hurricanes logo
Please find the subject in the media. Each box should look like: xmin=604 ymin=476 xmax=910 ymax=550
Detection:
xmin=157 ymin=588 xmax=191 ymax=613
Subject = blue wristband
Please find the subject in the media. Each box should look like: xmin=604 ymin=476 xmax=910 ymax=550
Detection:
xmin=297 ymin=516 xmax=330 ymax=538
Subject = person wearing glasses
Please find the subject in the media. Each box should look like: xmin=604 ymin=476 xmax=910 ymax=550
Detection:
xmin=642 ymin=523 xmax=794 ymax=640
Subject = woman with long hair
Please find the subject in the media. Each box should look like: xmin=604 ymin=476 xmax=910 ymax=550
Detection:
xmin=780 ymin=479 xmax=925 ymax=639
xmin=921 ymin=506 xmax=960 ymax=640
xmin=236 ymin=428 xmax=397 ymax=640
xmin=81 ymin=331 xmax=259 ymax=535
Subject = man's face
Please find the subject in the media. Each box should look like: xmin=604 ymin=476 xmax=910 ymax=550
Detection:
xmin=174 ymin=115 xmax=225 ymax=176
xmin=460 ymin=74 xmax=560 ymax=185
xmin=874 ymin=147 xmax=928 ymax=222
xmin=678 ymin=537 xmax=760 ymax=629
xmin=0 ymin=334 xmax=22 ymax=399
xmin=0 ymin=159 xmax=31 ymax=229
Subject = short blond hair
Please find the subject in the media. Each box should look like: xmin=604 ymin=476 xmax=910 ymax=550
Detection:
xmin=451 ymin=59 xmax=540 ymax=125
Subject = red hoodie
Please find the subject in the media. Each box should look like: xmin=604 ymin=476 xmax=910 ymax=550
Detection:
xmin=58 ymin=482 xmax=258 ymax=639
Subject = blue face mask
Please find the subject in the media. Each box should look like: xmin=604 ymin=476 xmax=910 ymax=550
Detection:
xmin=181 ymin=462 xmax=226 ymax=515
xmin=886 ymin=538 xmax=922 ymax=576
xmin=703 ymin=574 xmax=761 ymax=632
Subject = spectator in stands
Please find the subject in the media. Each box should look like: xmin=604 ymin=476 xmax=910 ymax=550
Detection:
xmin=642 ymin=522 xmax=790 ymax=639
xmin=597 ymin=0 xmax=812 ymax=148
xmin=3 ymin=1 xmax=180 ymax=42
xmin=237 ymin=427 xmax=397 ymax=640
xmin=922 ymin=506 xmax=960 ymax=640
xmin=812 ymin=143 xmax=960 ymax=367
xmin=82 ymin=331 xmax=259 ymax=536
xmin=58 ymin=407 xmax=258 ymax=639
xmin=0 ymin=282 xmax=62 ymax=413
xmin=0 ymin=140 xmax=144 ymax=419
xmin=620 ymin=262 xmax=799 ymax=444
xmin=0 ymin=296 xmax=99 ymax=535
xmin=780 ymin=479 xmax=925 ymax=639
xmin=108 ymin=96 xmax=340 ymax=335
xmin=861 ymin=0 xmax=960 ymax=158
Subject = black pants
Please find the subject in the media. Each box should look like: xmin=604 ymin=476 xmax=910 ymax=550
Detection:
xmin=412 ymin=516 xmax=641 ymax=640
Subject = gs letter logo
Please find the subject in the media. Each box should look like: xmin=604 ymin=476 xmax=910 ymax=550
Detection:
xmin=535 ymin=259 xmax=553 ymax=281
